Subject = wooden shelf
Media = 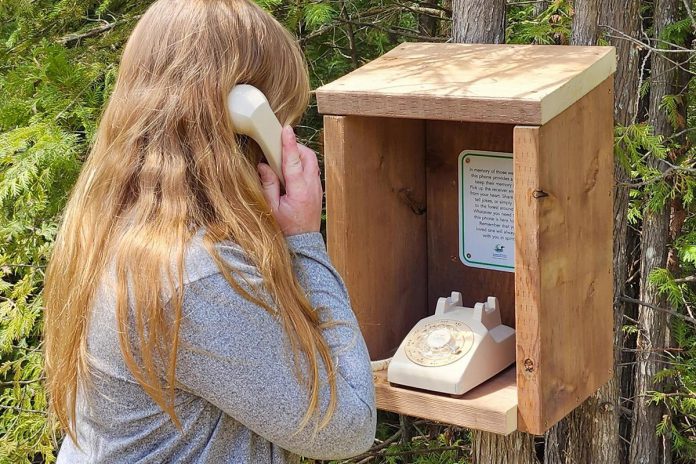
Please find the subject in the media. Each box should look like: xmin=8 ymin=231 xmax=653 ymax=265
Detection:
xmin=374 ymin=366 xmax=518 ymax=435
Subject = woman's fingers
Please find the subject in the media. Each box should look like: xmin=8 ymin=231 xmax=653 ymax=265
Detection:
xmin=281 ymin=126 xmax=307 ymax=196
xmin=297 ymin=143 xmax=320 ymax=183
xmin=263 ymin=127 xmax=323 ymax=236
xmin=257 ymin=163 xmax=280 ymax=211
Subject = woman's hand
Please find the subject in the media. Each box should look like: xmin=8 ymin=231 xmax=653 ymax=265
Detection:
xmin=257 ymin=126 xmax=322 ymax=236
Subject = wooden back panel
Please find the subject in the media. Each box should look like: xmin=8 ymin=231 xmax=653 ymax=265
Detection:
xmin=514 ymin=77 xmax=614 ymax=434
xmin=425 ymin=121 xmax=516 ymax=328
xmin=323 ymin=115 xmax=429 ymax=360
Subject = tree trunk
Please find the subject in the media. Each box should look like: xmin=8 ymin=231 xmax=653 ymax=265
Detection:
xmin=451 ymin=2 xmax=536 ymax=461
xmin=601 ymin=0 xmax=644 ymax=459
xmin=629 ymin=1 xmax=682 ymax=463
xmin=452 ymin=0 xmax=506 ymax=43
xmin=603 ymin=0 xmax=643 ymax=126
xmin=571 ymin=0 xmax=599 ymax=45
xmin=544 ymin=0 xmax=641 ymax=462
xmin=472 ymin=432 xmax=540 ymax=464
xmin=533 ymin=1 xmax=549 ymax=16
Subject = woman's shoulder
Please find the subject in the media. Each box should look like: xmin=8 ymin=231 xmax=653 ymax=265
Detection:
xmin=179 ymin=228 xmax=261 ymax=290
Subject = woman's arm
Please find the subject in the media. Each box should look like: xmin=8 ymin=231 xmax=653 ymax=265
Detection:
xmin=287 ymin=232 xmax=375 ymax=416
xmin=174 ymin=234 xmax=376 ymax=460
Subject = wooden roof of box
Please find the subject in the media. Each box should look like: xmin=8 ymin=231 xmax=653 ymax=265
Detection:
xmin=316 ymin=42 xmax=616 ymax=125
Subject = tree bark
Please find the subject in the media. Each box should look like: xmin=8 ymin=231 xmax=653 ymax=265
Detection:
xmin=544 ymin=1 xmax=641 ymax=462
xmin=571 ymin=0 xmax=600 ymax=45
xmin=533 ymin=1 xmax=549 ymax=16
xmin=629 ymin=1 xmax=682 ymax=463
xmin=601 ymin=0 xmax=644 ymax=459
xmin=452 ymin=0 xmax=506 ymax=43
xmin=472 ymin=432 xmax=540 ymax=464
xmin=601 ymin=0 xmax=643 ymax=125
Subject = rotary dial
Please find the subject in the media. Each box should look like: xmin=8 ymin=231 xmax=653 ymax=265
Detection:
xmin=404 ymin=320 xmax=474 ymax=367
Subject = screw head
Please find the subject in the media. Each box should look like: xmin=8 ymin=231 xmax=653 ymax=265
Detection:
xmin=523 ymin=358 xmax=535 ymax=372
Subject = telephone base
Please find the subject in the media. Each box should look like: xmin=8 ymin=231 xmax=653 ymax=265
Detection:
xmin=387 ymin=293 xmax=515 ymax=396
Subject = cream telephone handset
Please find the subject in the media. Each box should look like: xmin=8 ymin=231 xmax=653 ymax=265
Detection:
xmin=227 ymin=84 xmax=285 ymax=186
xmin=387 ymin=293 xmax=515 ymax=395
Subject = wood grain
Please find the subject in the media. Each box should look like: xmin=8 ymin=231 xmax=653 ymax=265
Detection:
xmin=425 ymin=121 xmax=516 ymax=327
xmin=514 ymin=77 xmax=615 ymax=434
xmin=316 ymin=43 xmax=616 ymax=125
xmin=374 ymin=366 xmax=518 ymax=435
xmin=323 ymin=115 xmax=429 ymax=360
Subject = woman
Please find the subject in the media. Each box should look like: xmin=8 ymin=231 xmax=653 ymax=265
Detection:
xmin=43 ymin=0 xmax=376 ymax=462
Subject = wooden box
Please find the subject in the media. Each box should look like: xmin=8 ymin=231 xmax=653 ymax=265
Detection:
xmin=316 ymin=43 xmax=616 ymax=436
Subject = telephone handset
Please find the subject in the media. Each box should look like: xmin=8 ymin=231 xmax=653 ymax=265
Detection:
xmin=387 ymin=293 xmax=515 ymax=395
xmin=227 ymin=84 xmax=285 ymax=186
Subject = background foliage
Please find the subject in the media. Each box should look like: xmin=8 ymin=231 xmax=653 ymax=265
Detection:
xmin=0 ymin=1 xmax=694 ymax=463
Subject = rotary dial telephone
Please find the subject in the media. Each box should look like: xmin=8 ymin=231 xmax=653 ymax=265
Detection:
xmin=387 ymin=293 xmax=515 ymax=395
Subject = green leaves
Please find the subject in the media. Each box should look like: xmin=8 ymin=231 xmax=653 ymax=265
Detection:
xmin=303 ymin=2 xmax=337 ymax=30
xmin=613 ymin=123 xmax=682 ymax=214
xmin=507 ymin=0 xmax=572 ymax=45
xmin=0 ymin=1 xmax=146 ymax=461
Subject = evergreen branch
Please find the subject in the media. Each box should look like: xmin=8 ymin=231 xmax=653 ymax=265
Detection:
xmin=508 ymin=0 xmax=551 ymax=4
xmin=602 ymin=24 xmax=694 ymax=53
xmin=619 ymin=168 xmax=676 ymax=189
xmin=392 ymin=2 xmax=452 ymax=20
xmin=620 ymin=295 xmax=696 ymax=325
xmin=338 ymin=18 xmax=448 ymax=42
xmin=340 ymin=428 xmax=402 ymax=463
xmin=0 ymin=379 xmax=42 ymax=387
xmin=299 ymin=22 xmax=339 ymax=43
xmin=1 ymin=263 xmax=46 ymax=269
xmin=602 ymin=25 xmax=695 ymax=79
xmin=0 ymin=404 xmax=46 ymax=415
xmin=619 ymin=157 xmax=696 ymax=188
xmin=58 ymin=15 xmax=143 ymax=46
xmin=383 ymin=445 xmax=467 ymax=458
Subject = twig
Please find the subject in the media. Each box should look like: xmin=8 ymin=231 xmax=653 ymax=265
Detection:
xmin=507 ymin=0 xmax=550 ymax=4
xmin=634 ymin=49 xmax=651 ymax=125
xmin=620 ymin=295 xmax=696 ymax=325
xmin=682 ymin=295 xmax=695 ymax=320
xmin=684 ymin=0 xmax=696 ymax=32
xmin=0 ymin=404 xmax=46 ymax=415
xmin=339 ymin=18 xmax=448 ymax=42
xmin=674 ymin=275 xmax=696 ymax=283
xmin=619 ymin=167 xmax=676 ymax=188
xmin=338 ymin=0 xmax=359 ymax=70
xmin=382 ymin=445 xmax=467 ymax=457
xmin=0 ymin=379 xmax=42 ymax=387
xmin=1 ymin=263 xmax=46 ymax=269
xmin=393 ymin=1 xmax=451 ymax=20
xmin=602 ymin=24 xmax=694 ymax=53
xmin=58 ymin=15 xmax=143 ymax=46
xmin=601 ymin=25 xmax=696 ymax=77
xmin=341 ymin=429 xmax=402 ymax=463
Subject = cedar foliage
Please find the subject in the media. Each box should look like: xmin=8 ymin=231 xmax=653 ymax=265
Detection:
xmin=0 ymin=1 xmax=694 ymax=463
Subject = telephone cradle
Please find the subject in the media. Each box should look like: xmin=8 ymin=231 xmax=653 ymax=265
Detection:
xmin=387 ymin=293 xmax=515 ymax=396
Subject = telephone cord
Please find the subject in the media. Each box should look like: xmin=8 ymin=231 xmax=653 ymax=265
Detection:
xmin=370 ymin=357 xmax=392 ymax=372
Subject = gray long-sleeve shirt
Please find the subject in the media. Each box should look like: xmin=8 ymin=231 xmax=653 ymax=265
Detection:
xmin=56 ymin=232 xmax=376 ymax=463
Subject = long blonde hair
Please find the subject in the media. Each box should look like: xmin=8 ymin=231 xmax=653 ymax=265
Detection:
xmin=44 ymin=0 xmax=336 ymax=442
